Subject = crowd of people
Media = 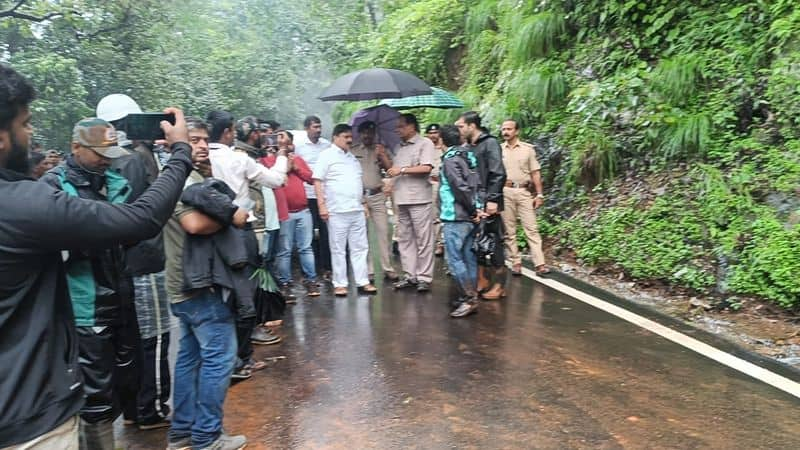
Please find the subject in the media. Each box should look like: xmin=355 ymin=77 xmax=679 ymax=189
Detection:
xmin=0 ymin=64 xmax=550 ymax=450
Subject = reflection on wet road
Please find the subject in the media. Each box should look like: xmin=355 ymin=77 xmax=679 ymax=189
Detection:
xmin=118 ymin=269 xmax=800 ymax=449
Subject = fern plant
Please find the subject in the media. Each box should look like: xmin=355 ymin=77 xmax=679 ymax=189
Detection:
xmin=660 ymin=112 xmax=711 ymax=160
xmin=514 ymin=65 xmax=568 ymax=113
xmin=652 ymin=53 xmax=705 ymax=105
xmin=567 ymin=128 xmax=617 ymax=188
xmin=509 ymin=11 xmax=566 ymax=63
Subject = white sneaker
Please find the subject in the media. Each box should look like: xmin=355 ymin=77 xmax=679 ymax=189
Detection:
xmin=198 ymin=433 xmax=247 ymax=450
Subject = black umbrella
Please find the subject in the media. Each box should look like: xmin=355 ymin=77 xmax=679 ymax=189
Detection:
xmin=319 ymin=68 xmax=433 ymax=101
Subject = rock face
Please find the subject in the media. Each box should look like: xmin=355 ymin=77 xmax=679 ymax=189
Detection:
xmin=765 ymin=192 xmax=800 ymax=229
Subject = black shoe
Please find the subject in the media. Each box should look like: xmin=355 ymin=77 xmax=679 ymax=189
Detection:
xmin=251 ymin=327 xmax=282 ymax=345
xmin=280 ymin=283 xmax=297 ymax=304
xmin=304 ymin=280 xmax=320 ymax=297
xmin=450 ymin=301 xmax=478 ymax=318
xmin=138 ymin=418 xmax=171 ymax=431
xmin=393 ymin=278 xmax=417 ymax=290
xmin=416 ymin=281 xmax=431 ymax=292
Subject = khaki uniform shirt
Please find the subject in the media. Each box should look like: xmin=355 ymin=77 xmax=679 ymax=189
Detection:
xmin=351 ymin=143 xmax=384 ymax=190
xmin=391 ymin=134 xmax=437 ymax=205
xmin=429 ymin=143 xmax=447 ymax=181
xmin=501 ymin=140 xmax=541 ymax=185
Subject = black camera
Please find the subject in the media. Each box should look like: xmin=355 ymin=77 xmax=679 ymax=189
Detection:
xmin=261 ymin=133 xmax=279 ymax=149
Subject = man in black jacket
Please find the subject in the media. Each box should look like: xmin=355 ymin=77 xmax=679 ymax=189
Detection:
xmin=455 ymin=111 xmax=508 ymax=300
xmin=0 ymin=64 xmax=192 ymax=449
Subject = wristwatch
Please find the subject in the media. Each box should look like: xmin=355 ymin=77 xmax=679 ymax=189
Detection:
xmin=400 ymin=167 xmax=407 ymax=175
xmin=535 ymin=193 xmax=545 ymax=199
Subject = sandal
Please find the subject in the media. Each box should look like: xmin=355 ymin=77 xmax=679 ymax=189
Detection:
xmin=535 ymin=265 xmax=551 ymax=276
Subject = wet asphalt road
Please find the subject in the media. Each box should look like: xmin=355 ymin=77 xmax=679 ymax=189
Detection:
xmin=118 ymin=266 xmax=800 ymax=449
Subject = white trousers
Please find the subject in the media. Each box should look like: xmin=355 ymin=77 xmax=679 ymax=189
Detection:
xmin=327 ymin=211 xmax=370 ymax=288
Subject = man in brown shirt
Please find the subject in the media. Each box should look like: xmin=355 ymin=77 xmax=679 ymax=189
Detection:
xmin=499 ymin=119 xmax=550 ymax=276
xmin=387 ymin=114 xmax=437 ymax=292
xmin=350 ymin=121 xmax=398 ymax=281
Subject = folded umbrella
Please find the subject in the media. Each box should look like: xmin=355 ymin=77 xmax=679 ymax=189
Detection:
xmin=319 ymin=68 xmax=432 ymax=101
xmin=349 ymin=105 xmax=401 ymax=152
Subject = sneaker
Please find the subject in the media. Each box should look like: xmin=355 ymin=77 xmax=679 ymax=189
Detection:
xmin=251 ymin=326 xmax=282 ymax=345
xmin=197 ymin=433 xmax=247 ymax=450
xmin=138 ymin=418 xmax=170 ymax=430
xmin=304 ymin=280 xmax=320 ymax=297
xmin=392 ymin=277 xmax=417 ymax=290
xmin=166 ymin=436 xmax=192 ymax=450
xmin=450 ymin=300 xmax=478 ymax=318
xmin=416 ymin=281 xmax=431 ymax=292
xmin=231 ymin=367 xmax=251 ymax=380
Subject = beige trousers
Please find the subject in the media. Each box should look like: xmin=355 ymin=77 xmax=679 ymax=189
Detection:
xmin=5 ymin=417 xmax=79 ymax=450
xmin=396 ymin=202 xmax=435 ymax=283
xmin=501 ymin=187 xmax=545 ymax=266
xmin=431 ymin=181 xmax=442 ymax=245
xmin=365 ymin=192 xmax=394 ymax=275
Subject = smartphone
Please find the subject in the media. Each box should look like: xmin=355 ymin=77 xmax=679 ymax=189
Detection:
xmin=122 ymin=113 xmax=175 ymax=141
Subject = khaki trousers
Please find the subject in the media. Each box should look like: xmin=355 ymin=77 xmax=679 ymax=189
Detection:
xmin=5 ymin=417 xmax=79 ymax=450
xmin=396 ymin=202 xmax=435 ymax=283
xmin=501 ymin=187 xmax=545 ymax=266
xmin=365 ymin=192 xmax=394 ymax=275
xmin=431 ymin=181 xmax=442 ymax=245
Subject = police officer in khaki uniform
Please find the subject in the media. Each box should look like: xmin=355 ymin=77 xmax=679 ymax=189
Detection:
xmin=350 ymin=121 xmax=399 ymax=281
xmin=426 ymin=124 xmax=447 ymax=257
xmin=499 ymin=119 xmax=550 ymax=276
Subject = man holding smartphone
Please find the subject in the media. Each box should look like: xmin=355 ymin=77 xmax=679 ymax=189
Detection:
xmin=0 ymin=64 xmax=193 ymax=450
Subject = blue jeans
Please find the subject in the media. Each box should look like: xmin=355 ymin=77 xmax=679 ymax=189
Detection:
xmin=168 ymin=290 xmax=237 ymax=448
xmin=276 ymin=208 xmax=316 ymax=284
xmin=443 ymin=221 xmax=478 ymax=296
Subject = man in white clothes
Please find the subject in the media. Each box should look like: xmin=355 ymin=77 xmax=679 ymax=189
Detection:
xmin=204 ymin=110 xmax=287 ymax=209
xmin=312 ymin=124 xmax=377 ymax=297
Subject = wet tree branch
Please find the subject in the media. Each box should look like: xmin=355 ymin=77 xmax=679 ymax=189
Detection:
xmin=0 ymin=0 xmax=67 ymax=22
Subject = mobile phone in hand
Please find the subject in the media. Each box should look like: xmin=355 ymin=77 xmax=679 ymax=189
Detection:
xmin=122 ymin=113 xmax=176 ymax=141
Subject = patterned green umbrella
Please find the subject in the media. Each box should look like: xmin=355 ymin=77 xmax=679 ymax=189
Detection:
xmin=380 ymin=87 xmax=464 ymax=110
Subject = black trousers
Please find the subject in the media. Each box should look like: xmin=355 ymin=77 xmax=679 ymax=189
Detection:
xmin=308 ymin=198 xmax=332 ymax=272
xmin=77 ymin=308 xmax=140 ymax=425
xmin=236 ymin=316 xmax=257 ymax=370
xmin=136 ymin=332 xmax=171 ymax=425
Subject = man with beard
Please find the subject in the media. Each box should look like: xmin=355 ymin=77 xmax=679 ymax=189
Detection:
xmin=499 ymin=119 xmax=550 ymax=277
xmin=0 ymin=64 xmax=194 ymax=449
xmin=455 ymin=111 xmax=507 ymax=300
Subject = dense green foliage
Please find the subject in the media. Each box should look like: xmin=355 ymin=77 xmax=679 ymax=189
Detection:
xmin=357 ymin=0 xmax=800 ymax=308
xmin=3 ymin=0 xmax=798 ymax=307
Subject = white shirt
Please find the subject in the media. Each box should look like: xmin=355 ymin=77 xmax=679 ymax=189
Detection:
xmin=208 ymin=142 xmax=288 ymax=210
xmin=312 ymin=144 xmax=364 ymax=214
xmin=294 ymin=135 xmax=330 ymax=199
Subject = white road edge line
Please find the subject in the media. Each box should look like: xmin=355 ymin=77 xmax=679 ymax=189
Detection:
xmin=521 ymin=266 xmax=800 ymax=400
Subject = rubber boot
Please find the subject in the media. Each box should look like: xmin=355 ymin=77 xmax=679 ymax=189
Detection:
xmin=80 ymin=419 xmax=114 ymax=450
